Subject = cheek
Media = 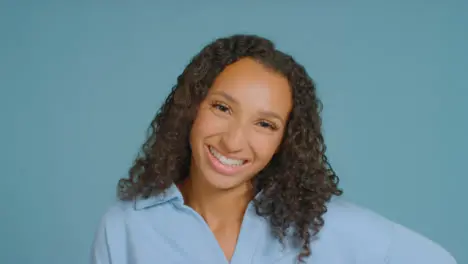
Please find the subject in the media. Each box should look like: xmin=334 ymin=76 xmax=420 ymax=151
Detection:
xmin=191 ymin=109 xmax=225 ymax=141
xmin=250 ymin=133 xmax=283 ymax=162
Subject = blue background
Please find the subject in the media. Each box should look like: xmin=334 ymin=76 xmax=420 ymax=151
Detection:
xmin=1 ymin=1 xmax=466 ymax=263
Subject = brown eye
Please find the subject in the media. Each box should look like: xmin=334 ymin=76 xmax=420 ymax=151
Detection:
xmin=211 ymin=102 xmax=231 ymax=113
xmin=257 ymin=120 xmax=278 ymax=131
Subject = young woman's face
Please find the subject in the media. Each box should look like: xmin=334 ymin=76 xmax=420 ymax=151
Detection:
xmin=189 ymin=58 xmax=292 ymax=191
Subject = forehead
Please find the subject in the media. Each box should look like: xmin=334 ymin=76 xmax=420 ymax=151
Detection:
xmin=209 ymin=58 xmax=292 ymax=115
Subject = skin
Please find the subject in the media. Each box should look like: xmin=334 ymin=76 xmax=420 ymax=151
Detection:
xmin=179 ymin=58 xmax=293 ymax=261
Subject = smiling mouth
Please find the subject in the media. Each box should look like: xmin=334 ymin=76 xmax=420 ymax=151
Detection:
xmin=208 ymin=145 xmax=248 ymax=166
xmin=205 ymin=145 xmax=251 ymax=176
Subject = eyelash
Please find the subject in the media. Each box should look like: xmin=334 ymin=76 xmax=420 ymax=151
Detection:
xmin=210 ymin=102 xmax=231 ymax=114
xmin=256 ymin=120 xmax=278 ymax=131
xmin=210 ymin=101 xmax=279 ymax=131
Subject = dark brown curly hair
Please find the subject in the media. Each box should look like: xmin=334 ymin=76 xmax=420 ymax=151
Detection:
xmin=118 ymin=34 xmax=343 ymax=262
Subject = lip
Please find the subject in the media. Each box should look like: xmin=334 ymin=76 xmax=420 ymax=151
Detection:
xmin=205 ymin=145 xmax=250 ymax=176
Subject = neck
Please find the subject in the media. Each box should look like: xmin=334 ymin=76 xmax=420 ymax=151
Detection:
xmin=179 ymin=172 xmax=253 ymax=228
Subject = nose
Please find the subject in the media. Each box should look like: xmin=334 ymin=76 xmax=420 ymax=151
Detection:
xmin=219 ymin=124 xmax=247 ymax=153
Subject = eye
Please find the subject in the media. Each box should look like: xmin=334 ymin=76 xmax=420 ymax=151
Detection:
xmin=210 ymin=102 xmax=231 ymax=114
xmin=257 ymin=120 xmax=278 ymax=131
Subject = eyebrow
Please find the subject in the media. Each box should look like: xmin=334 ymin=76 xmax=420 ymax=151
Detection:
xmin=258 ymin=110 xmax=286 ymax=124
xmin=211 ymin=91 xmax=286 ymax=124
xmin=211 ymin=91 xmax=238 ymax=104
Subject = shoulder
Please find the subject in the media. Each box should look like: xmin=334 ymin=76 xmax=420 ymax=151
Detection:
xmin=90 ymin=200 xmax=136 ymax=263
xmin=92 ymin=200 xmax=137 ymax=241
xmin=95 ymin=196 xmax=164 ymax=229
xmin=94 ymin=185 xmax=183 ymax=238
xmin=321 ymin=197 xmax=394 ymax=243
xmin=94 ymin=192 xmax=179 ymax=234
xmin=317 ymin=197 xmax=457 ymax=263
xmin=91 ymin=197 xmax=175 ymax=263
xmin=98 ymin=199 xmax=137 ymax=221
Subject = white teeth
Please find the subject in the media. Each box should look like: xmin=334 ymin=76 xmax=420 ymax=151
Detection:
xmin=209 ymin=146 xmax=245 ymax=166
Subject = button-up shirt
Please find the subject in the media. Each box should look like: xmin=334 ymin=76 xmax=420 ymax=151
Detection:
xmin=90 ymin=184 xmax=456 ymax=264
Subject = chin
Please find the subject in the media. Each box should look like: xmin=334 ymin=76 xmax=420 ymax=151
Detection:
xmin=202 ymin=172 xmax=247 ymax=191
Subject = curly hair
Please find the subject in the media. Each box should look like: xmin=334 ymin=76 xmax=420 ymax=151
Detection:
xmin=118 ymin=34 xmax=343 ymax=262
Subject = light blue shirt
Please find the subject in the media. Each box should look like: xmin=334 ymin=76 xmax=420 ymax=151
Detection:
xmin=90 ymin=184 xmax=456 ymax=264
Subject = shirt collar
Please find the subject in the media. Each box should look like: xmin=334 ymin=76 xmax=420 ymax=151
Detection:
xmin=133 ymin=182 xmax=264 ymax=210
xmin=133 ymin=183 xmax=183 ymax=210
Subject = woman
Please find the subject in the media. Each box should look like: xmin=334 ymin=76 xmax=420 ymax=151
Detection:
xmin=91 ymin=34 xmax=456 ymax=264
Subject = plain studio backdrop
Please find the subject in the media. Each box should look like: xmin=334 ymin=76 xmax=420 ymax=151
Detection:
xmin=1 ymin=1 xmax=466 ymax=264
